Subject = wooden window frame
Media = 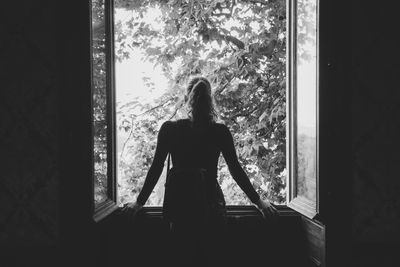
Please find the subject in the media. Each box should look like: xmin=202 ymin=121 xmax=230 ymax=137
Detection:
xmin=91 ymin=0 xmax=119 ymax=222
xmin=287 ymin=0 xmax=320 ymax=219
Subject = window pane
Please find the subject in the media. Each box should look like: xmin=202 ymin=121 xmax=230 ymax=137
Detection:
xmin=114 ymin=0 xmax=286 ymax=206
xmin=295 ymin=0 xmax=317 ymax=202
xmin=92 ymin=0 xmax=108 ymax=205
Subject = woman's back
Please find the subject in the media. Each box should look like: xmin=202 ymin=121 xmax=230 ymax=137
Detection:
xmin=123 ymin=77 xmax=277 ymax=267
xmin=166 ymin=119 xmax=225 ymax=178
xmin=137 ymin=118 xmax=260 ymax=206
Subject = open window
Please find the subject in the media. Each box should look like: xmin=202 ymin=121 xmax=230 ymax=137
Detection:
xmin=288 ymin=1 xmax=325 ymax=265
xmin=287 ymin=0 xmax=319 ymax=219
xmin=93 ymin=0 xmax=288 ymax=213
xmin=91 ymin=0 xmax=320 ymax=221
xmin=91 ymin=0 xmax=118 ymax=221
xmin=91 ymin=0 xmax=325 ymax=265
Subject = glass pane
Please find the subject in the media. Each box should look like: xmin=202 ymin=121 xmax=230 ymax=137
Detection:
xmin=92 ymin=0 xmax=108 ymax=205
xmin=114 ymin=0 xmax=286 ymax=206
xmin=296 ymin=0 xmax=317 ymax=202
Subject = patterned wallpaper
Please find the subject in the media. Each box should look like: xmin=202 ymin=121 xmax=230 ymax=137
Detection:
xmin=0 ymin=0 xmax=59 ymax=247
xmin=351 ymin=2 xmax=400 ymax=243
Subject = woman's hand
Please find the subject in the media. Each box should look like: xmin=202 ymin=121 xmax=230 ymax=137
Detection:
xmin=121 ymin=201 xmax=143 ymax=220
xmin=255 ymin=198 xmax=278 ymax=219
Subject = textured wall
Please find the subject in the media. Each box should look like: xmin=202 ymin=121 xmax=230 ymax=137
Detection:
xmin=351 ymin=1 xmax=400 ymax=244
xmin=0 ymin=0 xmax=59 ymax=248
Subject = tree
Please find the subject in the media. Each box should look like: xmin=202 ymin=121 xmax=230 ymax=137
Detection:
xmin=93 ymin=0 xmax=287 ymax=205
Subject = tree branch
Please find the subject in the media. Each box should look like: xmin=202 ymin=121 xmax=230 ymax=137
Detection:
xmin=257 ymin=118 xmax=285 ymax=138
xmin=213 ymin=13 xmax=233 ymax=17
xmin=215 ymin=67 xmax=239 ymax=95
xmin=242 ymin=0 xmax=270 ymax=6
xmin=120 ymin=116 xmax=135 ymax=159
xmin=201 ymin=26 xmax=245 ymax=49
xmin=232 ymin=105 xmax=258 ymax=119
xmin=220 ymin=34 xmax=245 ymax=49
xmin=119 ymin=97 xmax=176 ymax=158
xmin=168 ymin=101 xmax=184 ymax=120
xmin=134 ymin=97 xmax=174 ymax=117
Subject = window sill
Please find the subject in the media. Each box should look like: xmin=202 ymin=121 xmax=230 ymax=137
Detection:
xmin=135 ymin=205 xmax=299 ymax=218
xmin=94 ymin=199 xmax=119 ymax=222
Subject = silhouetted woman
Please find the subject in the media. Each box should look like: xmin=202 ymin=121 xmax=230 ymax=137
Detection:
xmin=122 ymin=77 xmax=277 ymax=266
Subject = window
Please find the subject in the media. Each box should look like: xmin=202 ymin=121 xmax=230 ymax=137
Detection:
xmin=287 ymin=0 xmax=319 ymax=218
xmin=91 ymin=0 xmax=118 ymax=221
xmin=91 ymin=0 xmax=319 ymax=220
xmin=113 ymin=0 xmax=287 ymax=207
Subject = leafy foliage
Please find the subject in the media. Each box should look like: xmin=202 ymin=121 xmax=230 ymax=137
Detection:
xmin=92 ymin=0 xmax=108 ymax=205
xmin=93 ymin=0 xmax=287 ymax=206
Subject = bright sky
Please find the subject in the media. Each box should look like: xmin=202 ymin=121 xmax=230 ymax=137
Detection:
xmin=115 ymin=50 xmax=168 ymax=105
xmin=115 ymin=7 xmax=168 ymax=111
xmin=296 ymin=5 xmax=317 ymax=136
xmin=297 ymin=60 xmax=317 ymax=136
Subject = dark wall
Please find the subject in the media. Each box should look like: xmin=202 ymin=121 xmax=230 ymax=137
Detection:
xmin=97 ymin=212 xmax=309 ymax=267
xmin=0 ymin=0 xmax=399 ymax=266
xmin=351 ymin=1 xmax=400 ymax=266
xmin=0 ymin=0 xmax=60 ymax=262
xmin=0 ymin=0 xmax=94 ymax=266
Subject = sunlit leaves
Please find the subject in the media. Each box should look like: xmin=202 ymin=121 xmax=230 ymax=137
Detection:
xmin=111 ymin=0 xmax=287 ymax=205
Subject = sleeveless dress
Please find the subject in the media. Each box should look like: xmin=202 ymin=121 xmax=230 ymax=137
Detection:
xmin=137 ymin=119 xmax=260 ymax=207
xmin=136 ymin=119 xmax=260 ymax=267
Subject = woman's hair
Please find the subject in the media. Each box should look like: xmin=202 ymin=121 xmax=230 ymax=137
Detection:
xmin=186 ymin=77 xmax=216 ymax=124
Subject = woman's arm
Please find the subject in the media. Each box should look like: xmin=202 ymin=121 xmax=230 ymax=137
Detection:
xmin=220 ymin=125 xmax=278 ymax=217
xmin=219 ymin=124 xmax=260 ymax=204
xmin=136 ymin=121 xmax=171 ymax=206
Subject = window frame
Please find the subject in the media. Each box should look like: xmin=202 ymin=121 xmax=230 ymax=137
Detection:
xmin=91 ymin=0 xmax=321 ymax=221
xmin=91 ymin=0 xmax=119 ymax=222
xmin=286 ymin=0 xmax=320 ymax=219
